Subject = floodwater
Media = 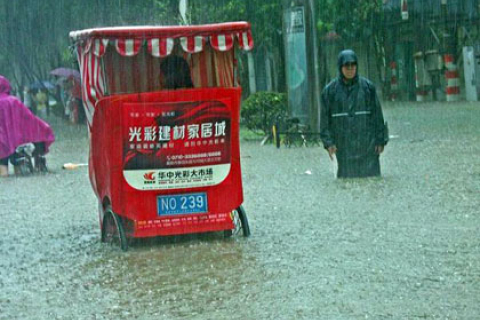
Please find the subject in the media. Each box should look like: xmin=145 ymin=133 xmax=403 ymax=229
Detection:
xmin=1 ymin=101 xmax=480 ymax=319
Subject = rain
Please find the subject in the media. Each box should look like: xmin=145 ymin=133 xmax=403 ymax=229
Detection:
xmin=1 ymin=0 xmax=480 ymax=319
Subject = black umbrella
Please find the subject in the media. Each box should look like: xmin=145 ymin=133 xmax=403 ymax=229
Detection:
xmin=29 ymin=81 xmax=55 ymax=90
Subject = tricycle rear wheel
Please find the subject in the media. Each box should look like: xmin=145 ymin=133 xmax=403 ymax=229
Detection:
xmin=224 ymin=205 xmax=250 ymax=238
xmin=101 ymin=208 xmax=128 ymax=251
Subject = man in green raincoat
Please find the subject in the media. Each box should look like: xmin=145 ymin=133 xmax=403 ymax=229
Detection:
xmin=320 ymin=49 xmax=388 ymax=178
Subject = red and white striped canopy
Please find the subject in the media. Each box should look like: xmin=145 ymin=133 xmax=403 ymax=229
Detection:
xmin=70 ymin=22 xmax=254 ymax=57
xmin=69 ymin=22 xmax=253 ymax=128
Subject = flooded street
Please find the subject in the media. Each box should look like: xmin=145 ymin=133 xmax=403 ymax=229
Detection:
xmin=1 ymin=101 xmax=480 ymax=319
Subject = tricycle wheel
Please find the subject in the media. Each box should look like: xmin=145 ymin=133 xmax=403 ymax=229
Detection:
xmin=224 ymin=205 xmax=251 ymax=238
xmin=101 ymin=208 xmax=128 ymax=251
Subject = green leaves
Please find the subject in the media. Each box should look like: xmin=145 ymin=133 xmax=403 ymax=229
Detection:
xmin=190 ymin=0 xmax=282 ymax=47
xmin=241 ymin=91 xmax=287 ymax=134
xmin=316 ymin=0 xmax=383 ymax=41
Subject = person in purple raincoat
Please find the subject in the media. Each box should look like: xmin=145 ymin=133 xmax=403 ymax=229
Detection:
xmin=0 ymin=75 xmax=55 ymax=177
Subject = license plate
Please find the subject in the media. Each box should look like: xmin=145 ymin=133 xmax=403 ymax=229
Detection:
xmin=157 ymin=193 xmax=208 ymax=216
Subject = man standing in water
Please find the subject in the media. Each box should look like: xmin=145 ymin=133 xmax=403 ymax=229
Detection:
xmin=320 ymin=49 xmax=388 ymax=178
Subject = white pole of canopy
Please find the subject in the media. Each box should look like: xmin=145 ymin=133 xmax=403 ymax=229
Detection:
xmin=179 ymin=0 xmax=189 ymax=25
xmin=247 ymin=52 xmax=257 ymax=94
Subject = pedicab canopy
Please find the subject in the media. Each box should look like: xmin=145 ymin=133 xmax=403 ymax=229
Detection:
xmin=69 ymin=22 xmax=254 ymax=127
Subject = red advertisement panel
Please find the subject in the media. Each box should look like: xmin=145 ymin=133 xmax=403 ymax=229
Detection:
xmin=122 ymin=99 xmax=232 ymax=190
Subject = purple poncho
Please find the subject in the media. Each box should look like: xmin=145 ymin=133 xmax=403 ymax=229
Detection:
xmin=0 ymin=76 xmax=55 ymax=159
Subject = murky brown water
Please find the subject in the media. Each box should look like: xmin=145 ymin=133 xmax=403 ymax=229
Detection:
xmin=1 ymin=102 xmax=480 ymax=319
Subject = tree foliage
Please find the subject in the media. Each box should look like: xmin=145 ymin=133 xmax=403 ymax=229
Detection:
xmin=0 ymin=0 xmax=182 ymax=91
xmin=315 ymin=0 xmax=384 ymax=42
xmin=190 ymin=0 xmax=283 ymax=46
xmin=0 ymin=0 xmax=283 ymax=92
xmin=314 ymin=0 xmax=386 ymax=89
xmin=241 ymin=91 xmax=287 ymax=134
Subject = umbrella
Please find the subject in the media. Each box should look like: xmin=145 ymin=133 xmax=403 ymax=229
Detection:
xmin=50 ymin=68 xmax=81 ymax=80
xmin=29 ymin=81 xmax=55 ymax=90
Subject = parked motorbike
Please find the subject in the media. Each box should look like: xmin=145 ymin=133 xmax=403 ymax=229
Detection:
xmin=11 ymin=143 xmax=48 ymax=175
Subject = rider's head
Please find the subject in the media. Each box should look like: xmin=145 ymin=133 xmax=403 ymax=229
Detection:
xmin=0 ymin=75 xmax=11 ymax=95
xmin=160 ymin=55 xmax=194 ymax=90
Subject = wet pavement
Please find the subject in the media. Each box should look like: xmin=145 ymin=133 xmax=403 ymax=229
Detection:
xmin=1 ymin=101 xmax=480 ymax=319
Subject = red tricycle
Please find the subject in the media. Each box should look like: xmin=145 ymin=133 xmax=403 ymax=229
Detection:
xmin=70 ymin=22 xmax=253 ymax=250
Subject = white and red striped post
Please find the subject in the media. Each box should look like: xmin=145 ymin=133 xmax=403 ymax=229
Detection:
xmin=401 ymin=0 xmax=409 ymax=20
xmin=414 ymin=52 xmax=432 ymax=102
xmin=390 ymin=61 xmax=399 ymax=101
xmin=443 ymin=54 xmax=460 ymax=101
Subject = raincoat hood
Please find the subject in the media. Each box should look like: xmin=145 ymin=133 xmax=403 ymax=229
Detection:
xmin=337 ymin=49 xmax=358 ymax=81
xmin=0 ymin=75 xmax=11 ymax=95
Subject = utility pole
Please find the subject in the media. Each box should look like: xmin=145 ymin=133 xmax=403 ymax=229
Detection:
xmin=441 ymin=0 xmax=452 ymax=58
xmin=282 ymin=0 xmax=321 ymax=130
